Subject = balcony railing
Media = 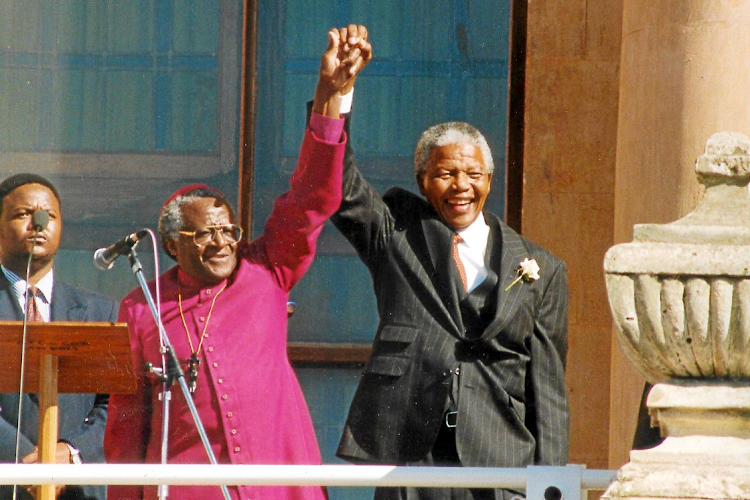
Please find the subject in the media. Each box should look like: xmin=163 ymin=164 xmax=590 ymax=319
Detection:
xmin=0 ymin=464 xmax=616 ymax=500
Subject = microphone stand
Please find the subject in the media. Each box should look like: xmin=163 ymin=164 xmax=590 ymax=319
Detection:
xmin=127 ymin=248 xmax=231 ymax=500
xmin=13 ymin=213 xmax=48 ymax=500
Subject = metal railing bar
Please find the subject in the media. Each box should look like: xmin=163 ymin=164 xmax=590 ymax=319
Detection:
xmin=0 ymin=464 xmax=617 ymax=489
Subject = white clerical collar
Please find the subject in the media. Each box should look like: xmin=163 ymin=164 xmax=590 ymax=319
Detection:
xmin=456 ymin=214 xmax=490 ymax=257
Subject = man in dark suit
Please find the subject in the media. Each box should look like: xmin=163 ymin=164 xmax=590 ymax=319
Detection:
xmin=0 ymin=174 xmax=117 ymax=500
xmin=331 ymin=30 xmax=569 ymax=499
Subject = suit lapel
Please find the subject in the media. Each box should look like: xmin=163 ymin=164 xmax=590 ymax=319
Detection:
xmin=50 ymin=282 xmax=86 ymax=321
xmin=0 ymin=274 xmax=24 ymax=319
xmin=480 ymin=215 xmax=530 ymax=341
xmin=420 ymin=215 xmax=464 ymax=335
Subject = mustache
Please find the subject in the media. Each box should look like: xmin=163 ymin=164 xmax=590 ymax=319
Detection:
xmin=197 ymin=242 xmax=238 ymax=264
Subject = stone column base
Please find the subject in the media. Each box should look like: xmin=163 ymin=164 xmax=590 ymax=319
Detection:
xmin=602 ymin=435 xmax=750 ymax=499
xmin=602 ymin=382 xmax=750 ymax=499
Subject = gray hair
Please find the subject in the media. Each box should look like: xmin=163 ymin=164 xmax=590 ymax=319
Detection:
xmin=158 ymin=189 xmax=233 ymax=260
xmin=413 ymin=122 xmax=494 ymax=176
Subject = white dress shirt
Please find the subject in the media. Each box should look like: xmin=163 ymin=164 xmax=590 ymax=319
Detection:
xmin=1 ymin=266 xmax=53 ymax=321
xmin=455 ymin=215 xmax=490 ymax=292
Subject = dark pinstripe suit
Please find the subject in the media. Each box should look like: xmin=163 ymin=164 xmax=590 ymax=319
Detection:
xmin=333 ymin=121 xmax=570 ymax=491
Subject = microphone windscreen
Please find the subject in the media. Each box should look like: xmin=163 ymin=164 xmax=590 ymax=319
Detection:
xmin=32 ymin=209 xmax=49 ymax=231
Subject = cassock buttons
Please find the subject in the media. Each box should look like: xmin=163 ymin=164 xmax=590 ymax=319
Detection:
xmin=222 ymin=394 xmax=228 ymax=400
xmin=234 ymin=446 xmax=240 ymax=453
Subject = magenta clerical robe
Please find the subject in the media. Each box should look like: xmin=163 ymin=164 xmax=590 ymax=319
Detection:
xmin=105 ymin=122 xmax=345 ymax=500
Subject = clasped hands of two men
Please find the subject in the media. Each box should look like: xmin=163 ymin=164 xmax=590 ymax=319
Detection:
xmin=314 ymin=24 xmax=372 ymax=117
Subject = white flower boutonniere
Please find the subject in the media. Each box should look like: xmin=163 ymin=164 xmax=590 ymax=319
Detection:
xmin=505 ymin=258 xmax=540 ymax=291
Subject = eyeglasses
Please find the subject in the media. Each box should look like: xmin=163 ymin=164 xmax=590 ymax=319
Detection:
xmin=178 ymin=224 xmax=243 ymax=247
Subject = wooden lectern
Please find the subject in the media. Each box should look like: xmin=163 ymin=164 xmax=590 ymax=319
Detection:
xmin=0 ymin=321 xmax=136 ymax=500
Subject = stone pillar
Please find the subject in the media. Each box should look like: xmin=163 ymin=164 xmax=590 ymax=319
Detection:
xmin=603 ymin=132 xmax=750 ymax=499
xmin=522 ymin=0 xmax=623 ymax=469
xmin=611 ymin=1 xmax=750 ymax=466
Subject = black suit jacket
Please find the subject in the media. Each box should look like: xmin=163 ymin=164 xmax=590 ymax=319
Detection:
xmin=333 ymin=117 xmax=569 ymax=467
xmin=0 ymin=274 xmax=118 ymax=500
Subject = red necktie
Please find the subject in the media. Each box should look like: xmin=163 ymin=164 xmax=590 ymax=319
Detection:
xmin=26 ymin=286 xmax=43 ymax=322
xmin=452 ymin=234 xmax=468 ymax=292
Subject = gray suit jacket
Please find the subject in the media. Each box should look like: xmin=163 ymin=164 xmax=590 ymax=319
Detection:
xmin=0 ymin=274 xmax=118 ymax=500
xmin=333 ymin=117 xmax=569 ymax=467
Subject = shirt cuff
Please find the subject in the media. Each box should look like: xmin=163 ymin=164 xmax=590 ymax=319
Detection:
xmin=340 ymin=89 xmax=354 ymax=114
xmin=62 ymin=442 xmax=82 ymax=464
xmin=309 ymin=113 xmax=344 ymax=144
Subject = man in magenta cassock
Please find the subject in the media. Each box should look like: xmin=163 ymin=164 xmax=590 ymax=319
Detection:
xmin=104 ymin=28 xmax=371 ymax=500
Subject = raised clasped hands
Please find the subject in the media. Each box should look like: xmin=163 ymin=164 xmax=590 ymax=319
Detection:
xmin=314 ymin=24 xmax=372 ymax=117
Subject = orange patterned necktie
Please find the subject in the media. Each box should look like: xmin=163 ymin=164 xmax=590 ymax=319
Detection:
xmin=26 ymin=286 xmax=43 ymax=322
xmin=452 ymin=233 xmax=468 ymax=292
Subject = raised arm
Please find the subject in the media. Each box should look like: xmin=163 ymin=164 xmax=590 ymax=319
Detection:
xmin=263 ymin=26 xmax=372 ymax=290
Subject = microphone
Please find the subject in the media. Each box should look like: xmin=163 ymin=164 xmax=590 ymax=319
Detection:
xmin=93 ymin=229 xmax=149 ymax=270
xmin=32 ymin=209 xmax=49 ymax=231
